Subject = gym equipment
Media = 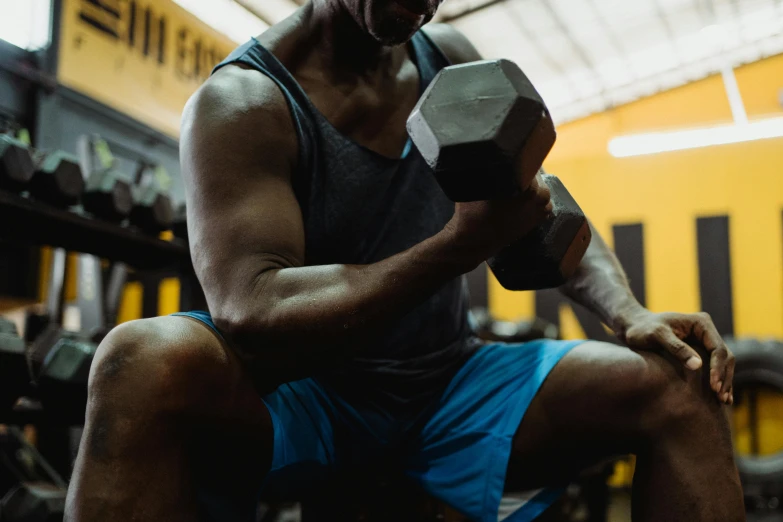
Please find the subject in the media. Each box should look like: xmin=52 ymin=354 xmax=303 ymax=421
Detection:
xmin=726 ymin=338 xmax=783 ymax=491
xmin=407 ymin=59 xmax=591 ymax=290
xmin=29 ymin=150 xmax=85 ymax=208
xmin=35 ymin=333 xmax=96 ymax=424
xmin=0 ymin=483 xmax=66 ymax=522
xmin=469 ymin=307 xmax=559 ymax=343
xmin=0 ymin=426 xmax=68 ymax=522
xmin=28 ymin=250 xmax=127 ymax=424
xmin=82 ymin=169 xmax=133 ymax=222
xmin=0 ymin=135 xmax=34 ymax=192
xmin=129 ymin=164 xmax=174 ymax=235
xmin=78 ymin=136 xmax=132 ymax=222
xmin=0 ymin=318 xmax=29 ymax=416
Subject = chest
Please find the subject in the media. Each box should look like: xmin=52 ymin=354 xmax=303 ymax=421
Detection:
xmin=302 ymin=140 xmax=454 ymax=266
xmin=298 ymin=59 xmax=421 ymax=159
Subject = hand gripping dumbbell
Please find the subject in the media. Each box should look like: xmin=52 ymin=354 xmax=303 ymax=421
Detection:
xmin=407 ymin=59 xmax=591 ymax=290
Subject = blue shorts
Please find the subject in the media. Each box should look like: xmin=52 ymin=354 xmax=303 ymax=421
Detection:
xmin=175 ymin=311 xmax=582 ymax=522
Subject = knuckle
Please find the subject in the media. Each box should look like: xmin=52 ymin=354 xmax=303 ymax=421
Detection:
xmin=652 ymin=324 xmax=669 ymax=337
xmin=697 ymin=311 xmax=712 ymax=323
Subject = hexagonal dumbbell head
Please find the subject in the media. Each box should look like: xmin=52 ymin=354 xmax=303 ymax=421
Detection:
xmin=83 ymin=169 xmax=133 ymax=222
xmin=0 ymin=134 xmax=34 ymax=192
xmin=407 ymin=59 xmax=555 ymax=202
xmin=130 ymin=183 xmax=174 ymax=235
xmin=30 ymin=150 xmax=86 ymax=208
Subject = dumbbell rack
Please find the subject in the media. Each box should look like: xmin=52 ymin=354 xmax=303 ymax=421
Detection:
xmin=0 ymin=190 xmax=188 ymax=269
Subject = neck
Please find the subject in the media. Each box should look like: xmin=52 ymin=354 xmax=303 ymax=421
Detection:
xmin=306 ymin=0 xmax=401 ymax=74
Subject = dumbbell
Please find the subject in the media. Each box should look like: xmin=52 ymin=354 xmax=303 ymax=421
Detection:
xmin=30 ymin=150 xmax=86 ymax=208
xmin=83 ymin=167 xmax=133 ymax=222
xmin=0 ymin=318 xmax=30 ymax=415
xmin=0 ymin=134 xmax=35 ymax=192
xmin=407 ymin=59 xmax=592 ymax=290
xmin=35 ymin=333 xmax=95 ymax=424
xmin=130 ymin=178 xmax=174 ymax=234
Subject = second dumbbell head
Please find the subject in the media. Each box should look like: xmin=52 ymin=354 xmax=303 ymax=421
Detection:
xmin=30 ymin=150 xmax=86 ymax=208
xmin=0 ymin=135 xmax=35 ymax=192
xmin=83 ymin=169 xmax=133 ymax=222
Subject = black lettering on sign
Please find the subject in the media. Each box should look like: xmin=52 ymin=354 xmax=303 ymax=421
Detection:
xmin=127 ymin=0 xmax=136 ymax=48
xmin=79 ymin=0 xmax=121 ymax=40
xmin=158 ymin=16 xmax=166 ymax=64
xmin=697 ymin=216 xmax=734 ymax=336
xmin=176 ymin=27 xmax=191 ymax=80
xmin=612 ymin=223 xmax=646 ymax=307
xmin=175 ymin=26 xmax=226 ymax=82
xmin=142 ymin=6 xmax=151 ymax=56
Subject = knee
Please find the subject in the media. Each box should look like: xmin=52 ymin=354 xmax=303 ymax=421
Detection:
xmin=630 ymin=352 xmax=723 ymax=436
xmin=89 ymin=317 xmax=239 ymax=415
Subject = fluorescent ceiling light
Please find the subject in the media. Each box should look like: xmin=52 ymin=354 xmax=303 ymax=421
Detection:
xmin=172 ymin=0 xmax=268 ymax=43
xmin=608 ymin=117 xmax=783 ymax=158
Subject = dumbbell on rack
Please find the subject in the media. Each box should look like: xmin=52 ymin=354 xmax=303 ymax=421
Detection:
xmin=78 ymin=135 xmax=133 ymax=223
xmin=26 ymin=247 xmax=128 ymax=424
xmin=0 ymin=426 xmax=68 ymax=522
xmin=130 ymin=164 xmax=174 ymax=235
xmin=0 ymin=134 xmax=34 ymax=192
xmin=29 ymin=150 xmax=86 ymax=208
xmin=0 ymin=317 xmax=30 ymax=417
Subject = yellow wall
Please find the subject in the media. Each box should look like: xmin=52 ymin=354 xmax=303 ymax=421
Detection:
xmin=491 ymin=53 xmax=783 ymax=339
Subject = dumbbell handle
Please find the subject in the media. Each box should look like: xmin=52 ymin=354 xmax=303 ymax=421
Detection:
xmin=488 ymin=174 xmax=592 ymax=290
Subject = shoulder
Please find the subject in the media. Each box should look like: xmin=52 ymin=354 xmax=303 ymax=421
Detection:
xmin=181 ymin=65 xmax=294 ymax=148
xmin=421 ymin=23 xmax=483 ymax=65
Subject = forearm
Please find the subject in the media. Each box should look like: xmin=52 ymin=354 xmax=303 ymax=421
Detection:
xmin=218 ymin=226 xmax=482 ymax=370
xmin=559 ymin=221 xmax=647 ymax=337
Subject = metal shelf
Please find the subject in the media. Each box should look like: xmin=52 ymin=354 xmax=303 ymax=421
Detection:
xmin=0 ymin=190 xmax=189 ymax=270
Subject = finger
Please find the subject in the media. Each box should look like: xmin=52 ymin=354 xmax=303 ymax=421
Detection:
xmin=534 ymin=184 xmax=551 ymax=207
xmin=693 ymin=312 xmax=726 ymax=353
xmin=658 ymin=327 xmax=701 ymax=370
xmin=710 ymin=347 xmax=728 ymax=394
xmin=693 ymin=312 xmax=731 ymax=393
xmin=721 ymin=356 xmax=735 ymax=404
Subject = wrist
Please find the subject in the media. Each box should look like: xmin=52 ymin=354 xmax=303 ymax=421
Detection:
xmin=609 ymin=302 xmax=650 ymax=339
xmin=437 ymin=222 xmax=490 ymax=274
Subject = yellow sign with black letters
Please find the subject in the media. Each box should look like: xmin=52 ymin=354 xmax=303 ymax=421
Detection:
xmin=58 ymin=0 xmax=237 ymax=138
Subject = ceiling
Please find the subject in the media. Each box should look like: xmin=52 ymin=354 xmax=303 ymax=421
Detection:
xmin=176 ymin=0 xmax=783 ymax=124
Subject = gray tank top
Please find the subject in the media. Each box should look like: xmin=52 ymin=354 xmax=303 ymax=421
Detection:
xmin=213 ymin=33 xmax=479 ymax=417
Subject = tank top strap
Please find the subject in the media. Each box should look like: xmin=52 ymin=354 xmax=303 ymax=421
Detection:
xmin=410 ymin=30 xmax=452 ymax=88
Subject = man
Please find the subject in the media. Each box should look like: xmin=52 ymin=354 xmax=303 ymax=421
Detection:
xmin=65 ymin=1 xmax=744 ymax=521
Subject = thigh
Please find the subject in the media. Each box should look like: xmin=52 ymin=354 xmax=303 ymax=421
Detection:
xmin=505 ymin=341 xmax=689 ymax=491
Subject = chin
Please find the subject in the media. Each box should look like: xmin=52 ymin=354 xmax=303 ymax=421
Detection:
xmin=368 ymin=16 xmax=429 ymax=46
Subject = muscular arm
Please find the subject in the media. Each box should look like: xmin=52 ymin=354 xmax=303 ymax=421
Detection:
xmin=179 ymin=67 xmax=484 ymax=379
